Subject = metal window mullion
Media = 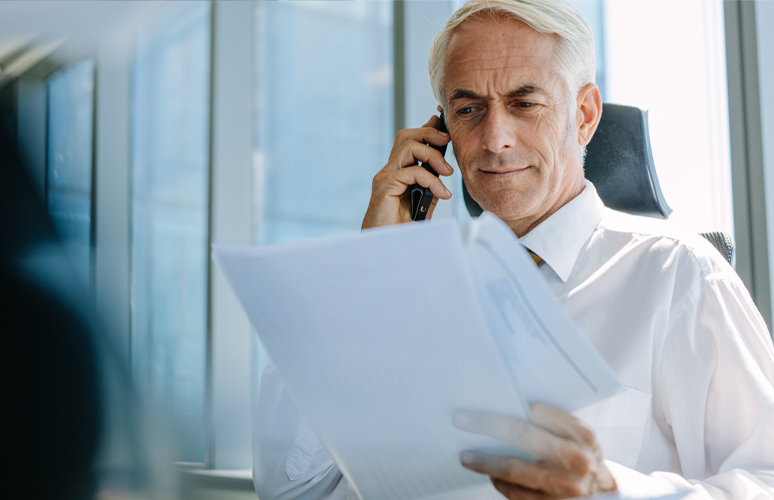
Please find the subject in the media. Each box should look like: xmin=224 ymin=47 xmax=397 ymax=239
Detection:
xmin=204 ymin=0 xmax=217 ymax=470
xmin=724 ymin=0 xmax=771 ymax=330
xmin=207 ymin=0 xmax=255 ymax=470
xmin=393 ymin=0 xmax=406 ymax=136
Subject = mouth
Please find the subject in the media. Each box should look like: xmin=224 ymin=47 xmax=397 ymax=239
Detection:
xmin=478 ymin=166 xmax=532 ymax=179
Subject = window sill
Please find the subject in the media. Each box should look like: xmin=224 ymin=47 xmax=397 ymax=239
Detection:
xmin=178 ymin=465 xmax=254 ymax=492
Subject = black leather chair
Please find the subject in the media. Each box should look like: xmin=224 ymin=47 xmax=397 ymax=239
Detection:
xmin=462 ymin=103 xmax=735 ymax=266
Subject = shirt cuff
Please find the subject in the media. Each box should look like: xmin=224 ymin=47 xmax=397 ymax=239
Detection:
xmin=605 ymin=460 xmax=684 ymax=498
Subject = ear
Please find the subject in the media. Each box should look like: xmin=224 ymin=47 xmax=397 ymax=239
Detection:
xmin=576 ymin=83 xmax=602 ymax=146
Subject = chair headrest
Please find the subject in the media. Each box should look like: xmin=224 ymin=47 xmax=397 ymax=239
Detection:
xmin=462 ymin=103 xmax=672 ymax=219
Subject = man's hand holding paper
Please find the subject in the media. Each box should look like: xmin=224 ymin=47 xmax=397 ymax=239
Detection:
xmin=454 ymin=404 xmax=616 ymax=499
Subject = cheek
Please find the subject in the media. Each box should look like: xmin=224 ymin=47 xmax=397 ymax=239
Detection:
xmin=538 ymin=114 xmax=573 ymax=169
xmin=449 ymin=133 xmax=475 ymax=166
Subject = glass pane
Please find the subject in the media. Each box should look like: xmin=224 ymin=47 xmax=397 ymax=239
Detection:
xmin=253 ymin=0 xmax=393 ymax=245
xmin=131 ymin=0 xmax=211 ymax=462
xmin=47 ymin=58 xmax=95 ymax=286
xmin=603 ymin=0 xmax=732 ymax=236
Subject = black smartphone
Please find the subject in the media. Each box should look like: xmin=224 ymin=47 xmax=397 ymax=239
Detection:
xmin=410 ymin=111 xmax=448 ymax=221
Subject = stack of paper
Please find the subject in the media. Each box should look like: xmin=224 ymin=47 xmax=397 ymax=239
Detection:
xmin=213 ymin=213 xmax=621 ymax=500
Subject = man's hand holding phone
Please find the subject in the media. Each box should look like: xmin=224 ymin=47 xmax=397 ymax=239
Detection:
xmin=362 ymin=114 xmax=453 ymax=229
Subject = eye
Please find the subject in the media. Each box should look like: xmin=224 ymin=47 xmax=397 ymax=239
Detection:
xmin=515 ymin=101 xmax=535 ymax=108
xmin=459 ymin=106 xmax=476 ymax=115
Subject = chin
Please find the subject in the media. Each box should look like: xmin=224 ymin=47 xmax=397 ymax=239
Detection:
xmin=469 ymin=182 xmax=542 ymax=219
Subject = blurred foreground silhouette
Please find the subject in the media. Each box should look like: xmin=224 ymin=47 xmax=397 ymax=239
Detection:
xmin=0 ymin=128 xmax=179 ymax=500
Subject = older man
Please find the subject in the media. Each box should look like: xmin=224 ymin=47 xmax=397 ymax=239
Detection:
xmin=253 ymin=1 xmax=774 ymax=499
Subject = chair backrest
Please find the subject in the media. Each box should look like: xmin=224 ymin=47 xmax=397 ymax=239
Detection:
xmin=700 ymin=231 xmax=736 ymax=267
xmin=584 ymin=104 xmax=672 ymax=218
xmin=460 ymin=103 xmax=735 ymax=265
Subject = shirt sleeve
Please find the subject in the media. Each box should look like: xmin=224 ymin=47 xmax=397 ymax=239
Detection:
xmin=612 ymin=275 xmax=774 ymax=499
xmin=252 ymin=362 xmax=350 ymax=500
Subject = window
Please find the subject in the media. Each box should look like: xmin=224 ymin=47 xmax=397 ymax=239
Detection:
xmin=253 ymin=0 xmax=393 ymax=245
xmin=131 ymin=1 xmax=211 ymax=462
xmin=47 ymin=58 xmax=95 ymax=286
xmin=604 ymin=0 xmax=732 ymax=236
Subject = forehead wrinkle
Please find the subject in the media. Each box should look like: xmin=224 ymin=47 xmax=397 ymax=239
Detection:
xmin=449 ymin=83 xmax=546 ymax=102
xmin=447 ymin=47 xmax=557 ymax=80
xmin=446 ymin=63 xmax=557 ymax=100
xmin=451 ymin=57 xmax=554 ymax=74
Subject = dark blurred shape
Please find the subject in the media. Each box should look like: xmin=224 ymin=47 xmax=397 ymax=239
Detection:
xmin=0 ymin=127 xmax=102 ymax=499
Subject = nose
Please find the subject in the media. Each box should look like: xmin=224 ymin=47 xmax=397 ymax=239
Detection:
xmin=481 ymin=103 xmax=514 ymax=154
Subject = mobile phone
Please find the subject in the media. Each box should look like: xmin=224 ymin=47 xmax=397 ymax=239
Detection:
xmin=410 ymin=111 xmax=448 ymax=221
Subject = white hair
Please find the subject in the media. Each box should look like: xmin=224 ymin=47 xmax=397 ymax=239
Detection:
xmin=428 ymin=0 xmax=596 ymax=106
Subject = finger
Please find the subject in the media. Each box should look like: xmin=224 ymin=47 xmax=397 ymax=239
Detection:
xmin=491 ymin=479 xmax=548 ymax=500
xmin=461 ymin=452 xmax=545 ymax=492
xmin=461 ymin=452 xmax=590 ymax=498
xmin=531 ymin=403 xmax=597 ymax=449
xmin=386 ymin=141 xmax=452 ymax=176
xmin=453 ymin=411 xmax=591 ymax=471
xmin=426 ymin=196 xmax=440 ymax=219
xmin=373 ymin=166 xmax=452 ymax=201
xmin=389 ymin=124 xmax=450 ymax=158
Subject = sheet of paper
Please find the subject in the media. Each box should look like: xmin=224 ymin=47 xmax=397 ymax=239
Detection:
xmin=214 ymin=221 xmax=529 ymax=500
xmin=213 ymin=216 xmax=620 ymax=500
xmin=464 ymin=213 xmax=621 ymax=411
xmin=584 ymin=492 xmax=692 ymax=500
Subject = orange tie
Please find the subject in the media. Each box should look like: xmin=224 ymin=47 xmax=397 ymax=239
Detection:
xmin=528 ymin=250 xmax=543 ymax=266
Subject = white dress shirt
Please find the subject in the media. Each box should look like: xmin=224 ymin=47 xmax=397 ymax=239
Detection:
xmin=252 ymin=181 xmax=774 ymax=500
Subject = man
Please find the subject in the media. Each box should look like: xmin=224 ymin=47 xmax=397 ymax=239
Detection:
xmin=253 ymin=0 xmax=774 ymax=498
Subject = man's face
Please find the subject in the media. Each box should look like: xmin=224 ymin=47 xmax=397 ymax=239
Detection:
xmin=444 ymin=15 xmax=585 ymax=231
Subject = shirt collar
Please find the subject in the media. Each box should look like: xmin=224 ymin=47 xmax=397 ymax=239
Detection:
xmin=518 ymin=180 xmax=605 ymax=283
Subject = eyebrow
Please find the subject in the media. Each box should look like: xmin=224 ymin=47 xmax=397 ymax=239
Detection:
xmin=448 ymin=84 xmax=545 ymax=102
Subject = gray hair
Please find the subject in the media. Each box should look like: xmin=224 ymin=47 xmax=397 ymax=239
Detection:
xmin=429 ymin=0 xmax=596 ymax=107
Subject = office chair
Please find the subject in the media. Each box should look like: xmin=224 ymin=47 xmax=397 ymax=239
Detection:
xmin=461 ymin=103 xmax=736 ymax=266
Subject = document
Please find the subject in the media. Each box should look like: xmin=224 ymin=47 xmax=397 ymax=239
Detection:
xmin=213 ymin=213 xmax=621 ymax=500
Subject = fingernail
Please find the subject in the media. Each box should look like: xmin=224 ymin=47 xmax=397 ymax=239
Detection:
xmin=446 ymin=161 xmax=454 ymax=172
xmin=453 ymin=412 xmax=471 ymax=428
xmin=439 ymin=131 xmax=449 ymax=137
xmin=460 ymin=451 xmax=474 ymax=465
xmin=444 ymin=186 xmax=452 ymax=197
